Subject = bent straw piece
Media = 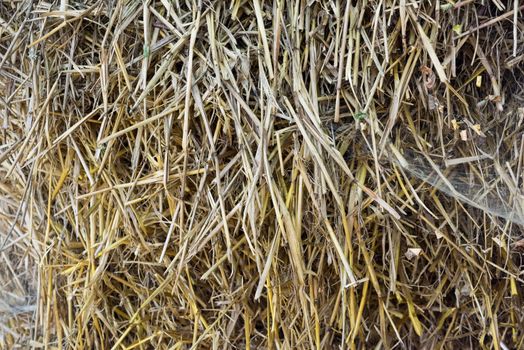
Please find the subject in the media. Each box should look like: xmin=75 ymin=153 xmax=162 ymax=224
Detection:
xmin=2 ymin=1 xmax=524 ymax=348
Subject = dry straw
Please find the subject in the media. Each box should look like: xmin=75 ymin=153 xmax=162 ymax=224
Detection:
xmin=1 ymin=0 xmax=524 ymax=349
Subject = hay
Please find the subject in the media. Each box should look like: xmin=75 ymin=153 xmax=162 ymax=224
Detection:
xmin=1 ymin=0 xmax=524 ymax=348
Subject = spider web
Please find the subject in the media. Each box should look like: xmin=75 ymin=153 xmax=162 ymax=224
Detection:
xmin=393 ymin=147 xmax=524 ymax=226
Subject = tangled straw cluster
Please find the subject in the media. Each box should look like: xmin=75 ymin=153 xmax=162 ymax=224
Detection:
xmin=1 ymin=1 xmax=524 ymax=349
